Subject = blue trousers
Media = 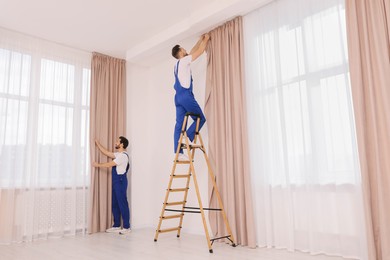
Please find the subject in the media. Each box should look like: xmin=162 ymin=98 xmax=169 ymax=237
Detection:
xmin=174 ymin=91 xmax=206 ymax=153
xmin=112 ymin=168 xmax=130 ymax=229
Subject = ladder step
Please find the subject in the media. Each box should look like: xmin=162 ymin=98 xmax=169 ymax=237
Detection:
xmin=168 ymin=188 xmax=189 ymax=192
xmin=191 ymin=144 xmax=203 ymax=148
xmin=161 ymin=214 xmax=184 ymax=219
xmin=165 ymin=201 xmax=186 ymax=206
xmin=165 ymin=209 xmax=201 ymax=213
xmin=181 ymin=143 xmax=203 ymax=149
xmin=175 ymin=161 xmax=192 ymax=164
xmin=158 ymin=227 xmax=181 ymax=233
xmin=172 ymin=174 xmax=191 ymax=178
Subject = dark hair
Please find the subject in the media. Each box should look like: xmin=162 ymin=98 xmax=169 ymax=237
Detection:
xmin=172 ymin=45 xmax=181 ymax=59
xmin=119 ymin=136 xmax=129 ymax=149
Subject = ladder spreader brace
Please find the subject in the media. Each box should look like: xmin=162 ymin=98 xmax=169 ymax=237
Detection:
xmin=153 ymin=112 xmax=236 ymax=253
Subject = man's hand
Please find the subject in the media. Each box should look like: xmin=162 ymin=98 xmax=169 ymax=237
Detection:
xmin=92 ymin=162 xmax=99 ymax=168
xmin=191 ymin=33 xmax=211 ymax=61
xmin=94 ymin=139 xmax=115 ymax=158
xmin=95 ymin=139 xmax=102 ymax=151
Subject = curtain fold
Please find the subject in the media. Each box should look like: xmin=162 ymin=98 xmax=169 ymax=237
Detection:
xmin=345 ymin=1 xmax=390 ymax=259
xmin=205 ymin=16 xmax=256 ymax=247
xmin=88 ymin=52 xmax=126 ymax=233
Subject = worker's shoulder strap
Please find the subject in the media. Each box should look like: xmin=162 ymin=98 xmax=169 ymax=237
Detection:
xmin=123 ymin=152 xmax=130 ymax=172
xmin=174 ymin=60 xmax=180 ymax=76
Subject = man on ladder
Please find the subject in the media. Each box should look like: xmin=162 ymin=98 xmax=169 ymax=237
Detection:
xmin=154 ymin=35 xmax=236 ymax=253
xmin=171 ymin=34 xmax=210 ymax=161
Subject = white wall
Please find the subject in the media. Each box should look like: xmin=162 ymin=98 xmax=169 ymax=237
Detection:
xmin=126 ymin=64 xmax=153 ymax=229
xmin=127 ymin=37 xmax=210 ymax=234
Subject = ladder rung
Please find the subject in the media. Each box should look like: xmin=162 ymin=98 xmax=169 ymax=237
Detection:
xmin=158 ymin=227 xmax=181 ymax=233
xmin=190 ymin=144 xmax=202 ymax=148
xmin=172 ymin=174 xmax=191 ymax=178
xmin=169 ymin=188 xmax=189 ymax=192
xmin=161 ymin=214 xmax=184 ymax=219
xmin=165 ymin=209 xmax=201 ymax=213
xmin=165 ymin=201 xmax=186 ymax=206
xmin=175 ymin=161 xmax=191 ymax=164
xmin=181 ymin=143 xmax=203 ymax=149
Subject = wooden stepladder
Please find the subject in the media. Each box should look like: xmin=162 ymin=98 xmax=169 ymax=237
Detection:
xmin=154 ymin=112 xmax=236 ymax=253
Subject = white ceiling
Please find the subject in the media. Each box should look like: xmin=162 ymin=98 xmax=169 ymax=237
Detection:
xmin=0 ymin=0 xmax=271 ymax=60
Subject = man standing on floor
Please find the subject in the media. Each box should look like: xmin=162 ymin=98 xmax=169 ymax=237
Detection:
xmin=171 ymin=33 xmax=210 ymax=160
xmin=92 ymin=136 xmax=131 ymax=235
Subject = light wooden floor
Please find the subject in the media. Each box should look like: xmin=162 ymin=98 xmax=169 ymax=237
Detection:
xmin=1 ymin=228 xmax=355 ymax=260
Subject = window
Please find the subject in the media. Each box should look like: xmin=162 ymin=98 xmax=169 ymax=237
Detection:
xmin=0 ymin=47 xmax=91 ymax=188
xmin=245 ymin=3 xmax=358 ymax=186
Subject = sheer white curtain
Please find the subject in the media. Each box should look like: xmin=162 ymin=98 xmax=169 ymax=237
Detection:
xmin=0 ymin=28 xmax=91 ymax=244
xmin=243 ymin=0 xmax=367 ymax=259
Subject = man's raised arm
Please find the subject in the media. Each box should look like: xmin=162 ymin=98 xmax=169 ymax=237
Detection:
xmin=95 ymin=139 xmax=115 ymax=159
xmin=190 ymin=34 xmax=210 ymax=61
xmin=190 ymin=36 xmax=204 ymax=55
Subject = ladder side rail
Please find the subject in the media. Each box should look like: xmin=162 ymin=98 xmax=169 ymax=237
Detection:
xmin=177 ymin=116 xmax=202 ymax=238
xmin=154 ymin=160 xmax=180 ymax=241
xmin=176 ymin=131 xmax=194 ymax=238
xmin=189 ymin=157 xmax=213 ymax=252
xmin=196 ymin=132 xmax=236 ymax=246
xmin=155 ymin=116 xmax=190 ymax=241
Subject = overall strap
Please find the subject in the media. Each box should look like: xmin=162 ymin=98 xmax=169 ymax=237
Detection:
xmin=174 ymin=60 xmax=180 ymax=77
xmin=123 ymin=152 xmax=130 ymax=173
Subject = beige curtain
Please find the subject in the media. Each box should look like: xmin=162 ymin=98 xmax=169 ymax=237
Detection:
xmin=88 ymin=52 xmax=126 ymax=233
xmin=205 ymin=16 xmax=256 ymax=247
xmin=346 ymin=1 xmax=390 ymax=259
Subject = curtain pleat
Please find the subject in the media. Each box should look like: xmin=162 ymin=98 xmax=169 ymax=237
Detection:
xmin=88 ymin=52 xmax=126 ymax=233
xmin=205 ymin=16 xmax=256 ymax=247
xmin=346 ymin=1 xmax=390 ymax=259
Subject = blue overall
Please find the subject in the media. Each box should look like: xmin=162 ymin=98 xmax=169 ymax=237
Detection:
xmin=174 ymin=60 xmax=206 ymax=153
xmin=112 ymin=153 xmax=130 ymax=229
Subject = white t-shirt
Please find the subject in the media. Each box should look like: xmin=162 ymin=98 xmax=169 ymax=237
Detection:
xmin=113 ymin=152 xmax=129 ymax=175
xmin=175 ymin=55 xmax=192 ymax=89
